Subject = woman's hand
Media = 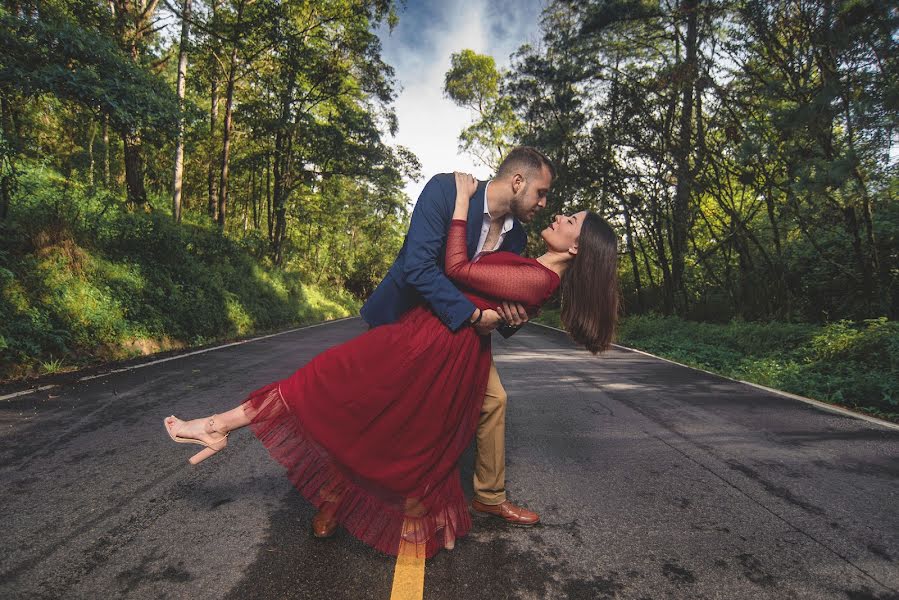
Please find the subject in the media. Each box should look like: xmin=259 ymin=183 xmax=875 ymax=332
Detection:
xmin=453 ymin=171 xmax=478 ymax=220
xmin=497 ymin=301 xmax=530 ymax=327
xmin=454 ymin=171 xmax=478 ymax=199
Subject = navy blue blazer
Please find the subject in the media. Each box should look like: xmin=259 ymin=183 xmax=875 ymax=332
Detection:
xmin=361 ymin=173 xmax=527 ymax=331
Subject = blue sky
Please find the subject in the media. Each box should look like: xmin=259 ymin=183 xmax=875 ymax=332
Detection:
xmin=376 ymin=0 xmax=546 ymax=201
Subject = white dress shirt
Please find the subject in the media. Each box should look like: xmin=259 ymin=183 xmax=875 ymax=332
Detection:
xmin=474 ymin=180 xmax=515 ymax=260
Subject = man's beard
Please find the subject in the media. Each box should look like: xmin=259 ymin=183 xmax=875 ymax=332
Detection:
xmin=510 ymin=183 xmax=534 ymax=222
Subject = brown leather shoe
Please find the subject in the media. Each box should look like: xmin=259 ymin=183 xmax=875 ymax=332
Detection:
xmin=470 ymin=499 xmax=540 ymax=526
xmin=312 ymin=502 xmax=338 ymax=538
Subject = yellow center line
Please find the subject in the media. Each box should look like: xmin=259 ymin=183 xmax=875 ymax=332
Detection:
xmin=389 ymin=528 xmax=426 ymax=600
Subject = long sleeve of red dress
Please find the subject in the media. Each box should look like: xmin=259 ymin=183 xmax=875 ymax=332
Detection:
xmin=444 ymin=219 xmax=558 ymax=308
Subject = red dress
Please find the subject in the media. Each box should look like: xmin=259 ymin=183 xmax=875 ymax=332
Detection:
xmin=241 ymin=220 xmax=560 ymax=557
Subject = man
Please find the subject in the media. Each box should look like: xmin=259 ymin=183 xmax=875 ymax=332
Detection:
xmin=311 ymin=146 xmax=556 ymax=537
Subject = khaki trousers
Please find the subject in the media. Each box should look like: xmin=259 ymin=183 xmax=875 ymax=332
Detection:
xmin=473 ymin=358 xmax=507 ymax=505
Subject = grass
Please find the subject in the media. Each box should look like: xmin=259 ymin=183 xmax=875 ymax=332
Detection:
xmin=0 ymin=166 xmax=360 ymax=382
xmin=534 ymin=309 xmax=899 ymax=423
xmin=39 ymin=357 xmax=65 ymax=375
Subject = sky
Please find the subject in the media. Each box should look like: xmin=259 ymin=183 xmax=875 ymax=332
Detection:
xmin=375 ymin=0 xmax=546 ymax=202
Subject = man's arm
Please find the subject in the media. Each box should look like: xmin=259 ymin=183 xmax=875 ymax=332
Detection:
xmin=403 ymin=175 xmax=478 ymax=331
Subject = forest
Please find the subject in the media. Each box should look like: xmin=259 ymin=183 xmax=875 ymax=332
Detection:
xmin=0 ymin=1 xmax=896 ymax=418
xmin=445 ymin=1 xmax=896 ymax=323
xmin=445 ymin=0 xmax=898 ymax=419
xmin=1 ymin=0 xmax=417 ymax=379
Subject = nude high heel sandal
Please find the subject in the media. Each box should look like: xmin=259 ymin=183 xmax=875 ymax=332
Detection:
xmin=164 ymin=415 xmax=229 ymax=464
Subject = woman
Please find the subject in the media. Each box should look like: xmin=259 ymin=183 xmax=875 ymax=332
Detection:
xmin=165 ymin=172 xmax=620 ymax=558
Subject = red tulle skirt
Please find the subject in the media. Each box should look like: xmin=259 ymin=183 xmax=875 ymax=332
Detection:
xmin=240 ymin=305 xmax=492 ymax=558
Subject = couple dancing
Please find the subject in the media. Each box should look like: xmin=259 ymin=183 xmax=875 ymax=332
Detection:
xmin=164 ymin=147 xmax=620 ymax=558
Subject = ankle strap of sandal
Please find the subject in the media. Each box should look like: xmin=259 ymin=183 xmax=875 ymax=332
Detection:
xmin=208 ymin=415 xmax=229 ymax=436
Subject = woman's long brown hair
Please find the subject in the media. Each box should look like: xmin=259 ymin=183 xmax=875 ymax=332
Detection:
xmin=560 ymin=212 xmax=620 ymax=354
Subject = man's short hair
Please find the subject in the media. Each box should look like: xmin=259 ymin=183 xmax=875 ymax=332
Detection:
xmin=496 ymin=146 xmax=556 ymax=181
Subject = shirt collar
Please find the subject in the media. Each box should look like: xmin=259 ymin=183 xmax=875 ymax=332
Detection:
xmin=483 ymin=180 xmax=515 ymax=234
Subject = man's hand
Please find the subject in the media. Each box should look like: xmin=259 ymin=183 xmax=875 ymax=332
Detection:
xmin=496 ymin=301 xmax=529 ymax=327
xmin=473 ymin=309 xmax=503 ymax=336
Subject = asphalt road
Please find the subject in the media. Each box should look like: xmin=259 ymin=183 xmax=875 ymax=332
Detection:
xmin=1 ymin=318 xmax=897 ymax=600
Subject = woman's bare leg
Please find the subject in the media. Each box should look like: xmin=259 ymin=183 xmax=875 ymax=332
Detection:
xmin=164 ymin=403 xmax=253 ymax=464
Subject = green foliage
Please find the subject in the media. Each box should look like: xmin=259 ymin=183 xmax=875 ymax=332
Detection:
xmin=0 ymin=163 xmax=359 ymax=380
xmin=0 ymin=6 xmax=184 ymax=143
xmin=39 ymin=357 xmax=64 ymax=374
xmin=499 ymin=0 xmax=897 ymax=323
xmin=0 ymin=1 xmax=415 ymax=381
xmin=444 ymin=50 xmax=500 ymax=108
xmin=534 ymin=311 xmax=898 ymax=421
xmin=0 ymin=0 xmax=415 ymax=261
xmin=444 ymin=49 xmax=522 ymax=171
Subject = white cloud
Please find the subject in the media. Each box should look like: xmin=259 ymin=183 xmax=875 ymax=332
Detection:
xmin=378 ymin=0 xmax=544 ymax=204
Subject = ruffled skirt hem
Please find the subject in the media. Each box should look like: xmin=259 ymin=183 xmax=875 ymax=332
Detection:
xmin=242 ymin=381 xmax=472 ymax=558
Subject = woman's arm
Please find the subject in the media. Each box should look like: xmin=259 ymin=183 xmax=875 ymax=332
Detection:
xmin=401 ymin=174 xmax=478 ymax=331
xmin=445 ymin=222 xmax=555 ymax=307
xmin=445 ymin=173 xmax=555 ymax=308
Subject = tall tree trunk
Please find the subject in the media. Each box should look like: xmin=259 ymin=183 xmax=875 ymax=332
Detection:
xmin=762 ymin=169 xmax=791 ymax=318
xmin=763 ymin=172 xmax=782 ymax=256
xmin=840 ymin=74 xmax=885 ymax=311
xmin=0 ymin=94 xmax=16 ymax=221
xmin=208 ymin=84 xmax=219 ymax=219
xmin=121 ymin=124 xmax=147 ymax=206
xmin=171 ymin=0 xmax=191 ymax=223
xmin=242 ymin=190 xmax=248 ymax=232
xmin=251 ymin=165 xmax=259 ymax=229
xmin=652 ymin=188 xmax=674 ymax=314
xmin=271 ymin=64 xmax=297 ymax=264
xmin=207 ymin=0 xmax=220 ymax=220
xmin=671 ymin=0 xmax=698 ymax=315
xmin=103 ymin=114 xmax=110 ymax=188
xmin=600 ymin=53 xmax=621 ymax=212
xmin=111 ymin=0 xmax=160 ymax=207
xmin=842 ymin=204 xmax=870 ymax=309
xmin=266 ymin=153 xmax=273 ymax=242
xmin=0 ymin=172 xmax=10 ymax=223
xmin=860 ymin=189 xmax=887 ymax=313
xmin=272 ymin=129 xmax=294 ymax=265
xmin=637 ymin=240 xmax=656 ymax=288
xmin=734 ymin=227 xmax=756 ymax=318
xmin=216 ymin=0 xmax=244 ymax=229
xmin=87 ymin=118 xmax=97 ymax=187
xmin=623 ymin=196 xmax=644 ymax=312
xmin=815 ymin=0 xmax=874 ymax=313
xmin=122 ymin=130 xmax=148 ymax=206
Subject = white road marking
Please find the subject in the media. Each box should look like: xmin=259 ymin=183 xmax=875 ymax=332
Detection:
xmin=528 ymin=321 xmax=899 ymax=432
xmin=0 ymin=317 xmax=360 ymax=401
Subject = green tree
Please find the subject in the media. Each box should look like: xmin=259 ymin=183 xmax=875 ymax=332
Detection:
xmin=0 ymin=0 xmax=419 ymax=294
xmin=0 ymin=2 xmax=182 ymax=208
xmin=170 ymin=0 xmax=192 ymax=223
xmin=444 ymin=49 xmax=521 ymax=171
xmin=491 ymin=0 xmax=897 ymax=322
